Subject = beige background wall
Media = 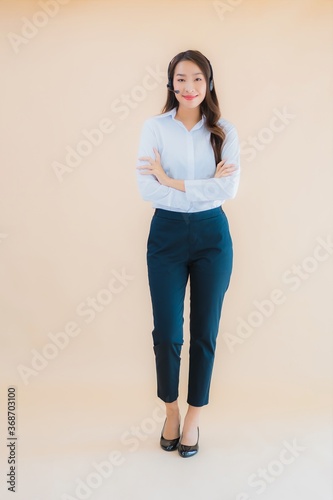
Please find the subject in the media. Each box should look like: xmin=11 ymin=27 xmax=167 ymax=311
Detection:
xmin=0 ymin=1 xmax=332 ymax=499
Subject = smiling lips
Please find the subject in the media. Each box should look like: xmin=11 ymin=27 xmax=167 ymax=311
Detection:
xmin=183 ymin=95 xmax=198 ymax=100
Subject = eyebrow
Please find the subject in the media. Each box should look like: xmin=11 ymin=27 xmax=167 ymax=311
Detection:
xmin=175 ymin=72 xmax=204 ymax=76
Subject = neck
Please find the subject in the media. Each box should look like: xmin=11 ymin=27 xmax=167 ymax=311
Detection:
xmin=175 ymin=105 xmax=201 ymax=122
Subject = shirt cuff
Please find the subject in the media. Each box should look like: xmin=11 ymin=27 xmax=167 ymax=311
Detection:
xmin=184 ymin=176 xmax=239 ymax=202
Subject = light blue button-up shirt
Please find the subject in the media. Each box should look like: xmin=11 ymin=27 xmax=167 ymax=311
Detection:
xmin=136 ymin=107 xmax=240 ymax=213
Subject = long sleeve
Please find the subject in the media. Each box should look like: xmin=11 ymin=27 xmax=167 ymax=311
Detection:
xmin=135 ymin=119 xmax=190 ymax=210
xmin=135 ymin=108 xmax=240 ymax=212
xmin=184 ymin=124 xmax=240 ymax=203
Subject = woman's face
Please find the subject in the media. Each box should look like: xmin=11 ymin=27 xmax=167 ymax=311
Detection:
xmin=172 ymin=60 xmax=207 ymax=109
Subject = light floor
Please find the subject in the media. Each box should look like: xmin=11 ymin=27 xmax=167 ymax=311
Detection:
xmin=1 ymin=390 xmax=332 ymax=500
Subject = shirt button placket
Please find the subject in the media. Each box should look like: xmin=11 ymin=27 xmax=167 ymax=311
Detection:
xmin=187 ymin=132 xmax=195 ymax=180
xmin=186 ymin=131 xmax=195 ymax=251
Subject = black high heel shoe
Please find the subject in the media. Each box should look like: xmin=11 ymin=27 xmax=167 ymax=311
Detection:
xmin=160 ymin=418 xmax=180 ymax=451
xmin=178 ymin=427 xmax=199 ymax=458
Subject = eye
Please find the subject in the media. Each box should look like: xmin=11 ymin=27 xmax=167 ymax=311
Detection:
xmin=177 ymin=78 xmax=185 ymax=82
xmin=195 ymin=77 xmax=202 ymax=81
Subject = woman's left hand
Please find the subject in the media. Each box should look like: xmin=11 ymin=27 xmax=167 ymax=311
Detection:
xmin=137 ymin=148 xmax=170 ymax=186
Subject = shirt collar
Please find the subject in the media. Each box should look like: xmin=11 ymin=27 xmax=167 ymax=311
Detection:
xmin=167 ymin=107 xmax=206 ymax=131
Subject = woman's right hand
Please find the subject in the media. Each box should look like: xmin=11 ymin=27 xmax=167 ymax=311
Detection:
xmin=214 ymin=159 xmax=238 ymax=178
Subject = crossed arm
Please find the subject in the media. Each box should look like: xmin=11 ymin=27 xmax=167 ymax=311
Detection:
xmin=136 ymin=147 xmax=238 ymax=192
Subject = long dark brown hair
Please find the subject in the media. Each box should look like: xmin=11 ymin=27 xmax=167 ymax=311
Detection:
xmin=161 ymin=50 xmax=225 ymax=165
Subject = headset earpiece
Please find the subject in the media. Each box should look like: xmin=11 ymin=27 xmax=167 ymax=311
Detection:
xmin=166 ymin=61 xmax=173 ymax=90
xmin=206 ymin=57 xmax=214 ymax=91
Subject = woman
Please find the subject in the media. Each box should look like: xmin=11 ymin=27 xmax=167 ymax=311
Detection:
xmin=136 ymin=50 xmax=240 ymax=458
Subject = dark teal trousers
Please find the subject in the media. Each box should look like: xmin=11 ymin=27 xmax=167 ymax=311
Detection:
xmin=146 ymin=206 xmax=233 ymax=407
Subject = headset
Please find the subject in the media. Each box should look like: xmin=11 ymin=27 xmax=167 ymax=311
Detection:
xmin=166 ymin=55 xmax=214 ymax=93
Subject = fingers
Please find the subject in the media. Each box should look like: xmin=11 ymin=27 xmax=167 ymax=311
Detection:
xmin=137 ymin=149 xmax=161 ymax=175
xmin=137 ymin=170 xmax=153 ymax=175
xmin=214 ymin=161 xmax=238 ymax=178
xmin=139 ymin=149 xmax=160 ymax=162
xmin=216 ymin=159 xmax=227 ymax=167
xmin=153 ymin=147 xmax=160 ymax=159
xmin=223 ymin=165 xmax=237 ymax=171
xmin=136 ymin=165 xmax=153 ymax=170
xmin=216 ymin=160 xmax=237 ymax=170
xmin=217 ymin=159 xmax=235 ymax=168
xmin=138 ymin=156 xmax=152 ymax=163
